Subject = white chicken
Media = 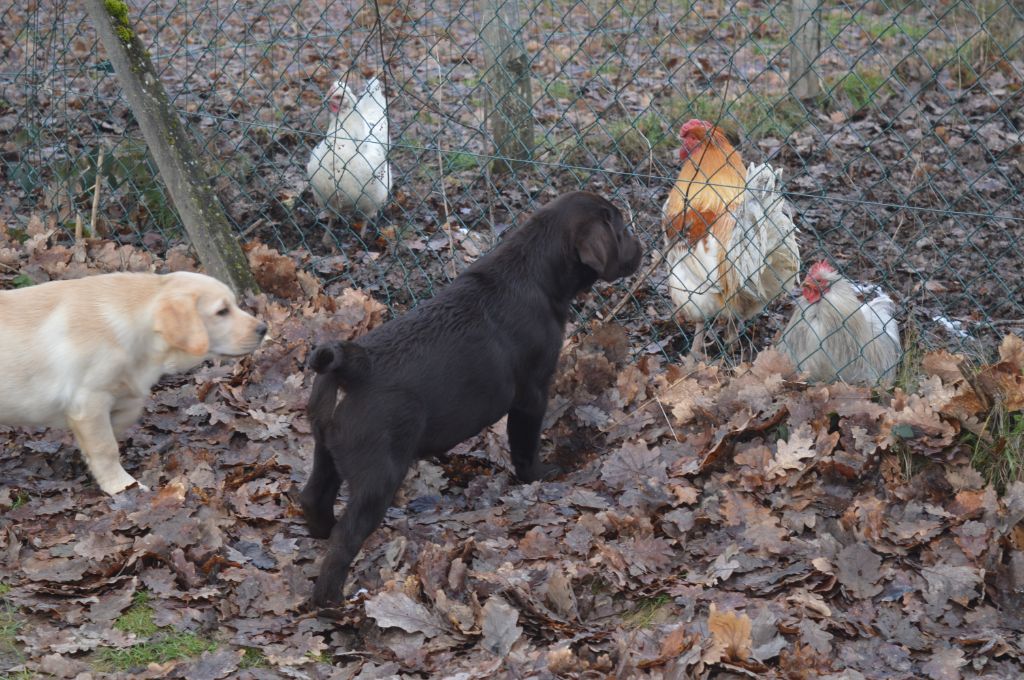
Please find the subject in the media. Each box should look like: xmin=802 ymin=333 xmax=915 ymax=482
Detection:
xmin=307 ymin=76 xmax=392 ymax=233
xmin=778 ymin=261 xmax=902 ymax=385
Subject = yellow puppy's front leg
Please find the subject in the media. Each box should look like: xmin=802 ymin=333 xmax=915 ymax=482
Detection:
xmin=67 ymin=400 xmax=144 ymax=495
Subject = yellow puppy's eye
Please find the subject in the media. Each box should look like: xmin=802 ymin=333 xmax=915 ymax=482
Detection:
xmin=217 ymin=307 xmax=230 ymax=317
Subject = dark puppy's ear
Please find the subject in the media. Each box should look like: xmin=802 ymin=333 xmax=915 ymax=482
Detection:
xmin=575 ymin=208 xmax=620 ymax=281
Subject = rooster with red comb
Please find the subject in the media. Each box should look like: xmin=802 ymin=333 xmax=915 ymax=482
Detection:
xmin=661 ymin=119 xmax=800 ymax=356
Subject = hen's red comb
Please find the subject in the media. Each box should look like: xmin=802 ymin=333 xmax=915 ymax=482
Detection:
xmin=679 ymin=119 xmax=712 ymax=139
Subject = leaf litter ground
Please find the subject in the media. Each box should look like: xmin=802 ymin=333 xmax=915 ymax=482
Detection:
xmin=2 ymin=230 xmax=1024 ymax=679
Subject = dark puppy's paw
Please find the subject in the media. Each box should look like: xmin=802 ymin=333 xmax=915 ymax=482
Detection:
xmin=514 ymin=460 xmax=561 ymax=483
xmin=304 ymin=517 xmax=336 ymax=540
xmin=298 ymin=499 xmax=337 ymax=539
xmin=312 ymin=575 xmax=345 ymax=609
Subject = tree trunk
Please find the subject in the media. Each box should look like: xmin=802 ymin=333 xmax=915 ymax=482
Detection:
xmin=482 ymin=0 xmax=535 ymax=175
xmin=83 ymin=0 xmax=258 ymax=294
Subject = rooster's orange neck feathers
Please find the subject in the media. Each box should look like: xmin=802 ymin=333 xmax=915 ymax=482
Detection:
xmin=664 ymin=121 xmax=745 ymax=245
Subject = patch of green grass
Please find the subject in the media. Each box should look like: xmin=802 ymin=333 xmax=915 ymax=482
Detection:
xmin=862 ymin=17 xmax=932 ymax=42
xmin=823 ymin=10 xmax=930 ymax=42
xmin=8 ymin=492 xmax=29 ymax=509
xmin=240 ymin=647 xmax=268 ymax=668
xmin=546 ymin=80 xmax=574 ymax=100
xmin=3 ymin=228 xmax=28 ymax=244
xmin=443 ymin=151 xmax=480 ymax=173
xmin=606 ymin=111 xmax=671 ymax=163
xmin=0 ymin=672 xmax=34 ymax=680
xmin=968 ymin=408 xmax=1024 ymax=494
xmin=114 ymin=590 xmax=158 ymax=637
xmin=604 ymin=91 xmax=806 ymax=167
xmin=91 ymin=589 xmax=217 ymax=672
xmin=957 ymin=0 xmax=1022 ymax=65
xmin=732 ymin=93 xmax=804 ymax=139
xmin=10 ymin=275 xmax=32 ymax=289
xmin=392 ymin=131 xmax=421 ymax=155
xmin=0 ymin=596 xmax=25 ymax=677
xmin=669 ymin=93 xmax=804 ymax=141
xmin=751 ymin=38 xmax=787 ymax=58
xmin=911 ymin=1 xmax=1021 ymax=89
xmin=682 ymin=94 xmax=800 ymax=139
xmin=623 ymin=594 xmax=673 ymax=629
xmin=0 ymin=608 xmax=20 ymax=644
xmin=411 ymin=110 xmax=437 ymax=126
xmin=823 ymin=69 xmax=891 ymax=112
xmin=823 ymin=10 xmax=851 ymax=41
xmin=93 ymin=633 xmax=217 ymax=672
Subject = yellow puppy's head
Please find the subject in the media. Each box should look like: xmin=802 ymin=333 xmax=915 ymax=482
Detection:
xmin=153 ymin=272 xmax=267 ymax=359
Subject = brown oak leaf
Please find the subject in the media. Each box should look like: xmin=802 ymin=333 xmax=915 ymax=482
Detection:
xmin=921 ymin=644 xmax=966 ymax=680
xmin=481 ymin=596 xmax=522 ymax=657
xmin=365 ymin=590 xmax=447 ymax=639
xmin=836 ymin=543 xmax=883 ymax=599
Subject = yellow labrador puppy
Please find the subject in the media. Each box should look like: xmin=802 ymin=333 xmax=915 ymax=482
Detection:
xmin=0 ymin=271 xmax=267 ymax=494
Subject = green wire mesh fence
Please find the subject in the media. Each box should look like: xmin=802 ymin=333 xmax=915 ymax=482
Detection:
xmin=1 ymin=0 xmax=1022 ymax=371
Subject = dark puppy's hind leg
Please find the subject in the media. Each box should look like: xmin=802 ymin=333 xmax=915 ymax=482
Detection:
xmin=311 ymin=452 xmax=408 ymax=607
xmin=299 ymin=437 xmax=342 ymax=539
xmin=507 ymin=392 xmax=559 ymax=483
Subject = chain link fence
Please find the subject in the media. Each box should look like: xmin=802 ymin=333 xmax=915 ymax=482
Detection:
xmin=1 ymin=0 xmax=1022 ymax=371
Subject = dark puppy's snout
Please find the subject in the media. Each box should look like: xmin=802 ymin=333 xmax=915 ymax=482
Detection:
xmin=618 ymin=227 xmax=643 ymax=278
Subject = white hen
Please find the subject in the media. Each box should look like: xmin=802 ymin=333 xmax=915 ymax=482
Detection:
xmin=779 ymin=261 xmax=902 ymax=385
xmin=307 ymin=76 xmax=392 ymax=229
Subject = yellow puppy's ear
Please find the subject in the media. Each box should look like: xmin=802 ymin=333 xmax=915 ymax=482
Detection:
xmin=154 ymin=294 xmax=210 ymax=356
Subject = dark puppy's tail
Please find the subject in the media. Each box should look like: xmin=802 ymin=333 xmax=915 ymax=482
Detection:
xmin=306 ymin=341 xmax=372 ymax=421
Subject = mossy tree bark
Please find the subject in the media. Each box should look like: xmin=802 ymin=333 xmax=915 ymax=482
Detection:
xmin=482 ymin=0 xmax=535 ymax=175
xmin=83 ymin=0 xmax=258 ymax=294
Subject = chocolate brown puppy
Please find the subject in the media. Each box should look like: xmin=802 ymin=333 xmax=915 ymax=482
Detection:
xmin=302 ymin=191 xmax=642 ymax=606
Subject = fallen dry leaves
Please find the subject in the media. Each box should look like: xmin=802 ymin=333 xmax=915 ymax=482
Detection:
xmin=0 ymin=234 xmax=1023 ymax=678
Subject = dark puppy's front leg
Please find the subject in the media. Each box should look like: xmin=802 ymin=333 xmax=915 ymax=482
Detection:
xmin=311 ymin=455 xmax=407 ymax=607
xmin=299 ymin=438 xmax=342 ymax=539
xmin=507 ymin=394 xmax=559 ymax=483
